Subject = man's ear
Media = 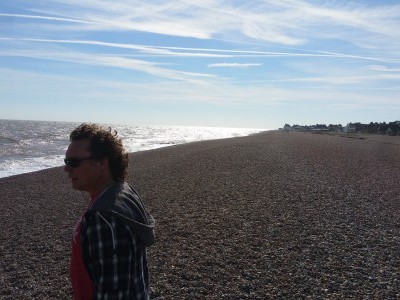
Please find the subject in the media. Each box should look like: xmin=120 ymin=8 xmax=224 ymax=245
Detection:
xmin=98 ymin=156 xmax=110 ymax=170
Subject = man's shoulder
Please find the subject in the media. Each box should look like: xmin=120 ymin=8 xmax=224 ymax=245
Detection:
xmin=89 ymin=182 xmax=139 ymax=210
xmin=85 ymin=182 xmax=155 ymax=247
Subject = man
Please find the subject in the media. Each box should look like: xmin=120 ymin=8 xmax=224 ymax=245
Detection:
xmin=64 ymin=123 xmax=155 ymax=300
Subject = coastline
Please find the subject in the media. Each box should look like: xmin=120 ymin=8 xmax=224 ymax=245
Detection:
xmin=0 ymin=119 xmax=268 ymax=180
xmin=1 ymin=131 xmax=399 ymax=299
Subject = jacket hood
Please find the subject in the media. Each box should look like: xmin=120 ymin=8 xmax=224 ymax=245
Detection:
xmin=88 ymin=182 xmax=155 ymax=247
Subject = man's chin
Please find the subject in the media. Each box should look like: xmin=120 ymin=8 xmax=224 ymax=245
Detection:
xmin=71 ymin=180 xmax=83 ymax=191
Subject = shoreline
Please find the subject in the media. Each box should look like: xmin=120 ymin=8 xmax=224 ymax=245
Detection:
xmin=0 ymin=129 xmax=271 ymax=181
xmin=1 ymin=131 xmax=399 ymax=299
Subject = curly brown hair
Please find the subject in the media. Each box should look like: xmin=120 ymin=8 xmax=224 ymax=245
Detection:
xmin=70 ymin=123 xmax=129 ymax=181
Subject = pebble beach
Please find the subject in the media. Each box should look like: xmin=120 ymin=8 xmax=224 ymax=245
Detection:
xmin=1 ymin=131 xmax=399 ymax=299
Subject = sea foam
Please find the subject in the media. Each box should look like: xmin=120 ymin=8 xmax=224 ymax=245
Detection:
xmin=0 ymin=120 xmax=266 ymax=178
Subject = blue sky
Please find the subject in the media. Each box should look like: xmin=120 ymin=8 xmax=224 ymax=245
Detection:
xmin=1 ymin=1 xmax=399 ymax=129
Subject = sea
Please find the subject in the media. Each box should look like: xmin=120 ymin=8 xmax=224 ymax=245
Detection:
xmin=0 ymin=119 xmax=267 ymax=179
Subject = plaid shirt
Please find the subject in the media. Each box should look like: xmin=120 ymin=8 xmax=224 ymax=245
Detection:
xmin=81 ymin=211 xmax=150 ymax=300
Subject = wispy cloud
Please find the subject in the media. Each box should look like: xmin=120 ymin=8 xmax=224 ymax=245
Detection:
xmin=4 ymin=1 xmax=400 ymax=49
xmin=1 ymin=37 xmax=398 ymax=64
xmin=0 ymin=49 xmax=215 ymax=84
xmin=3 ymin=67 xmax=395 ymax=107
xmin=0 ymin=13 xmax=99 ymax=24
xmin=369 ymin=65 xmax=400 ymax=72
xmin=0 ymin=37 xmax=233 ymax=58
xmin=1 ymin=35 xmax=399 ymax=89
xmin=208 ymin=63 xmax=262 ymax=68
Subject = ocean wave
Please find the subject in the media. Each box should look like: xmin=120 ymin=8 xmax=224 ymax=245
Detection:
xmin=0 ymin=120 xmax=267 ymax=178
xmin=0 ymin=136 xmax=19 ymax=145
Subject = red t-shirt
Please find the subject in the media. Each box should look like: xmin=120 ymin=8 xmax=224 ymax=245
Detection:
xmin=70 ymin=196 xmax=97 ymax=300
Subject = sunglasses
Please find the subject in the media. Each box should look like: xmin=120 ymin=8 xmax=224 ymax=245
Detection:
xmin=64 ymin=156 xmax=94 ymax=168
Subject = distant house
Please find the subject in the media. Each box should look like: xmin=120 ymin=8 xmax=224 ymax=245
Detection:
xmin=328 ymin=124 xmax=343 ymax=132
xmin=387 ymin=122 xmax=400 ymax=136
xmin=283 ymin=124 xmax=292 ymax=131
xmin=343 ymin=123 xmax=356 ymax=133
xmin=311 ymin=124 xmax=329 ymax=131
xmin=281 ymin=121 xmax=399 ymax=135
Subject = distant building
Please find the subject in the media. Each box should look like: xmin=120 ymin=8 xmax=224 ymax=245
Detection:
xmin=343 ymin=123 xmax=356 ymax=133
xmin=280 ymin=121 xmax=399 ymax=135
xmin=387 ymin=122 xmax=400 ymax=136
